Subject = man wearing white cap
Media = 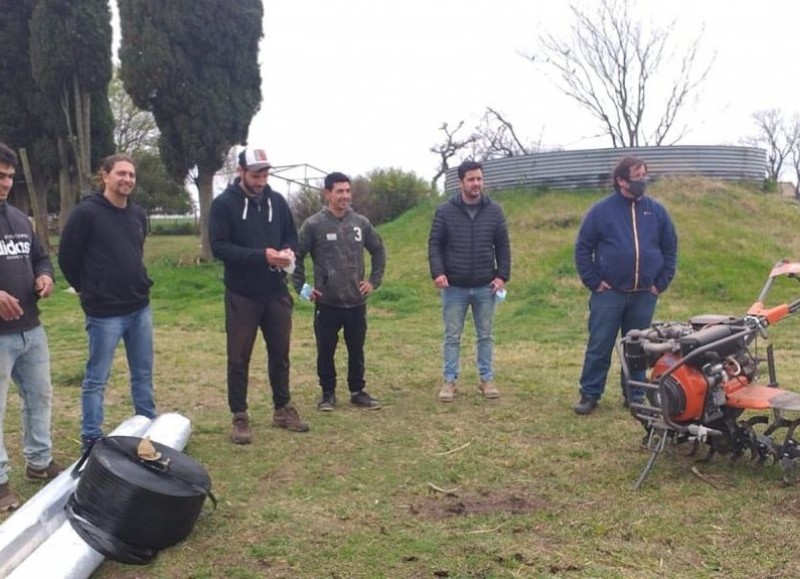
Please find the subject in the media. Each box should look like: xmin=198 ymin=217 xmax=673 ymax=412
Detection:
xmin=209 ymin=147 xmax=309 ymax=442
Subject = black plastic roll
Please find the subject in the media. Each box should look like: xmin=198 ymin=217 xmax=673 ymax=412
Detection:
xmin=66 ymin=436 xmax=214 ymax=565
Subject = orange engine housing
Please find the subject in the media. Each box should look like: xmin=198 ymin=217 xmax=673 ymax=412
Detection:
xmin=650 ymin=354 xmax=707 ymax=422
xmin=650 ymin=353 xmax=797 ymax=419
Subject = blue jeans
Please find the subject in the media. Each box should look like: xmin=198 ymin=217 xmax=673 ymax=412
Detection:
xmin=441 ymin=284 xmax=496 ymax=383
xmin=0 ymin=325 xmax=53 ymax=484
xmin=82 ymin=305 xmax=156 ymax=441
xmin=579 ymin=289 xmax=658 ymax=400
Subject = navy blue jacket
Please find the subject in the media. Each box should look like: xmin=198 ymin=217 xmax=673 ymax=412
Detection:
xmin=428 ymin=193 xmax=511 ymax=288
xmin=209 ymin=181 xmax=297 ymax=298
xmin=575 ymin=190 xmax=677 ymax=293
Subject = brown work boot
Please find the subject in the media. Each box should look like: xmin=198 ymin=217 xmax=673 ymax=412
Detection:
xmin=478 ymin=380 xmax=500 ymax=399
xmin=272 ymin=403 xmax=310 ymax=432
xmin=231 ymin=412 xmax=252 ymax=444
xmin=438 ymin=381 xmax=457 ymax=402
xmin=0 ymin=482 xmax=20 ymax=512
xmin=26 ymin=460 xmax=64 ymax=482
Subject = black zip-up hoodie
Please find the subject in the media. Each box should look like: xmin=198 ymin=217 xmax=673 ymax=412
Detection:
xmin=208 ymin=180 xmax=298 ymax=298
xmin=58 ymin=192 xmax=152 ymax=317
xmin=0 ymin=202 xmax=54 ymax=334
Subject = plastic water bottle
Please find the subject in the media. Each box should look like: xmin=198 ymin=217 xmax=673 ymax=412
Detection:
xmin=300 ymin=283 xmax=313 ymax=301
xmin=495 ymin=288 xmax=507 ymax=303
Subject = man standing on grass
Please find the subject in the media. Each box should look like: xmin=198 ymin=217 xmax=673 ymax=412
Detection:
xmin=209 ymin=147 xmax=309 ymax=443
xmin=0 ymin=143 xmax=62 ymax=511
xmin=58 ymin=153 xmax=157 ymax=452
xmin=428 ymin=159 xmax=511 ymax=403
xmin=573 ymin=156 xmax=677 ymax=415
xmin=292 ymin=171 xmax=386 ymax=412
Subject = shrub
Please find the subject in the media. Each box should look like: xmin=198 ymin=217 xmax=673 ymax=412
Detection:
xmin=353 ymin=168 xmax=433 ymax=226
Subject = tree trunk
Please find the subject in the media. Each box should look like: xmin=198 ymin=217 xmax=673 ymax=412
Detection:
xmin=18 ymin=148 xmax=50 ymax=252
xmin=68 ymin=75 xmax=91 ymax=194
xmin=196 ymin=165 xmax=214 ymax=262
xmin=74 ymin=75 xmax=91 ymax=193
xmin=57 ymin=137 xmax=79 ymax=234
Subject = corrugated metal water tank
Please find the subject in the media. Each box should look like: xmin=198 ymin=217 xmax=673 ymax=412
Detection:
xmin=444 ymin=146 xmax=766 ymax=193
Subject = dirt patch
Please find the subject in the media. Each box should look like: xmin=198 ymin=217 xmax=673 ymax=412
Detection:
xmin=405 ymin=489 xmax=547 ymax=520
xmin=776 ymin=495 xmax=800 ymax=517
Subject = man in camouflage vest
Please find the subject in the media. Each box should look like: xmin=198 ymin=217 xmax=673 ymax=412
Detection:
xmin=292 ymin=172 xmax=386 ymax=412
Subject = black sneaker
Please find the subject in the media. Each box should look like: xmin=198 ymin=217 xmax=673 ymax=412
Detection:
xmin=81 ymin=436 xmax=101 ymax=455
xmin=351 ymin=390 xmax=381 ymax=410
xmin=318 ymin=393 xmax=336 ymax=412
xmin=574 ymin=395 xmax=598 ymax=415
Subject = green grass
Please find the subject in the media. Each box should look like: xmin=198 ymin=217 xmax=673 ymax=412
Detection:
xmin=6 ymin=177 xmax=800 ymax=577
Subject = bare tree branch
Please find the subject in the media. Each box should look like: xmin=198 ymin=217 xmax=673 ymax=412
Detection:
xmin=430 ymin=109 xmax=548 ymax=190
xmin=527 ymin=0 xmax=714 ymax=148
xmin=429 ymin=121 xmax=477 ymax=190
xmin=749 ymin=109 xmax=798 ymax=182
xmin=788 ymin=115 xmax=800 ymax=198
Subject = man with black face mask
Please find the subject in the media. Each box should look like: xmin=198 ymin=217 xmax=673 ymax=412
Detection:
xmin=209 ymin=147 xmax=309 ymax=441
xmin=573 ymin=156 xmax=678 ymax=415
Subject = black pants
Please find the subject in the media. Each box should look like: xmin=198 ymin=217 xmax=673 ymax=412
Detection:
xmin=225 ymin=290 xmax=293 ymax=412
xmin=314 ymin=303 xmax=367 ymax=394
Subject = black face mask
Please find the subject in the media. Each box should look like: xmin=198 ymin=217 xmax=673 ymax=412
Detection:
xmin=628 ymin=180 xmax=647 ymax=198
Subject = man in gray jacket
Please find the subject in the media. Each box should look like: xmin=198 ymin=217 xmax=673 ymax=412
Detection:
xmin=293 ymin=172 xmax=386 ymax=411
xmin=428 ymin=160 xmax=511 ymax=402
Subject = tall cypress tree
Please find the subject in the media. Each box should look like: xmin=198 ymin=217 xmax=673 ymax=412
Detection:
xmin=29 ymin=0 xmax=115 ymax=228
xmin=118 ymin=0 xmax=263 ymax=261
xmin=0 ymin=0 xmax=34 ymax=148
xmin=0 ymin=0 xmax=57 ymax=243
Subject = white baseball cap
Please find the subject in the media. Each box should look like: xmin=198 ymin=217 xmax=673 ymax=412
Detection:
xmin=239 ymin=147 xmax=271 ymax=172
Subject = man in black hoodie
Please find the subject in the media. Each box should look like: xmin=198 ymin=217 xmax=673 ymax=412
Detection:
xmin=58 ymin=153 xmax=157 ymax=453
xmin=209 ymin=147 xmax=309 ymax=443
xmin=0 ymin=143 xmax=62 ymax=511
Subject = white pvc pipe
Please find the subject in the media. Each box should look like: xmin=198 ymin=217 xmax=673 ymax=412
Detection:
xmin=0 ymin=415 xmax=153 ymax=577
xmin=145 ymin=412 xmax=192 ymax=451
xmin=8 ymin=413 xmax=193 ymax=579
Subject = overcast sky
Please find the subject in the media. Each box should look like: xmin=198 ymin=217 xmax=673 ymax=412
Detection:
xmin=112 ymin=0 xmax=800 ymax=187
xmin=252 ymin=0 xmax=800 ymax=186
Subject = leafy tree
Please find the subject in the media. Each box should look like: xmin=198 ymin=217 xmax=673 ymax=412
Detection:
xmin=118 ymin=0 xmax=263 ymax=261
xmin=108 ymin=70 xmax=191 ymax=217
xmin=29 ymin=0 xmax=115 ymax=229
xmin=133 ymin=152 xmax=194 ymax=218
xmin=109 ymin=70 xmax=159 ymax=155
xmin=353 ymin=168 xmax=433 ymax=226
xmin=528 ymin=0 xmax=714 ymax=147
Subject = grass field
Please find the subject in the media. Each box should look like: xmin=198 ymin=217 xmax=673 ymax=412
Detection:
xmin=5 ymin=178 xmax=800 ymax=578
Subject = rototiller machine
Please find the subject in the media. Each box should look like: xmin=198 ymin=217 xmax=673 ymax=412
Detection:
xmin=618 ymin=260 xmax=800 ymax=489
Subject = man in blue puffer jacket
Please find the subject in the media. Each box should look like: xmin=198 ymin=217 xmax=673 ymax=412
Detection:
xmin=574 ymin=156 xmax=678 ymax=415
